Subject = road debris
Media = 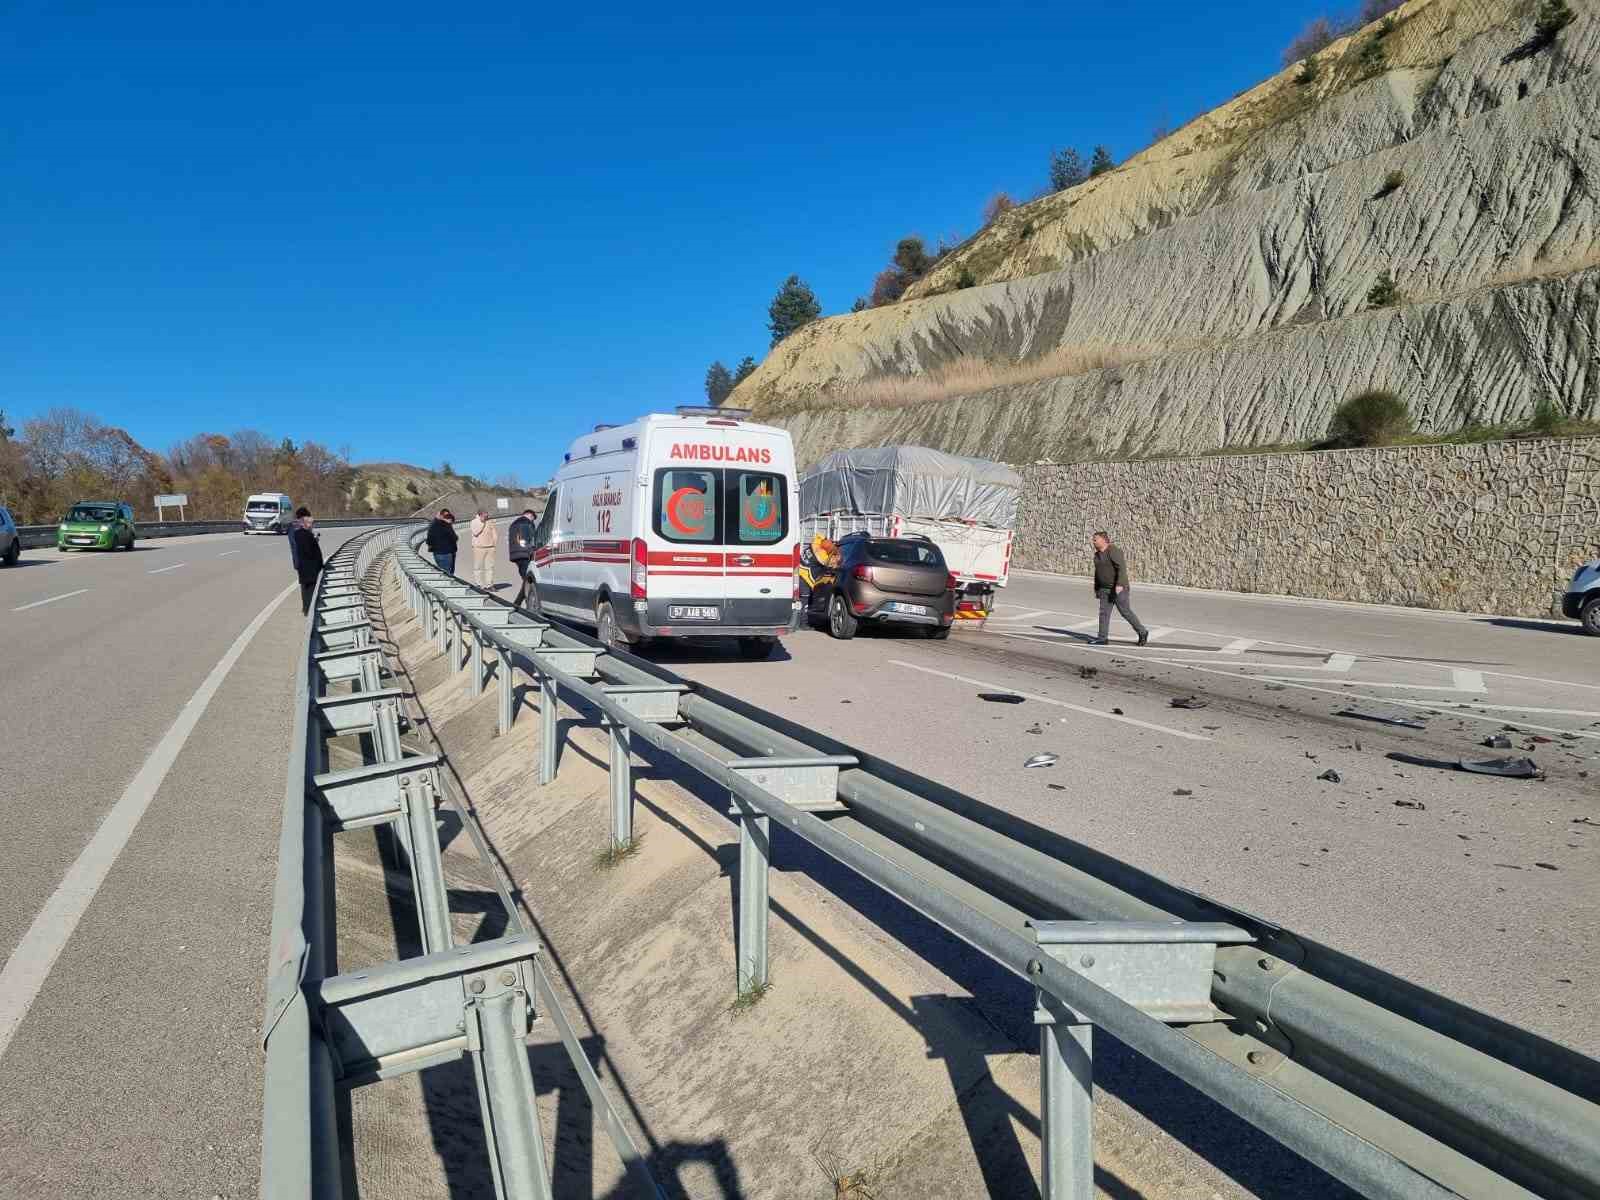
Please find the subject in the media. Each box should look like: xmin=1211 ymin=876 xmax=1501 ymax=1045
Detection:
xmin=1170 ymin=696 xmax=1208 ymax=709
xmin=1025 ymin=724 xmax=1045 ymax=735
xmin=1173 ymin=788 xmax=1194 ymax=796
xmin=1024 ymin=753 xmax=1059 ymax=768
xmin=980 ymin=693 xmax=1025 ymax=705
xmin=1483 ymin=734 xmax=1513 ymax=749
xmin=1111 ymin=707 xmax=1124 ymax=715
xmin=1535 ymin=862 xmax=1560 ymax=871
xmin=1573 ymin=817 xmax=1600 ymax=828
xmin=1337 ymin=709 xmax=1426 ymax=730
xmin=1046 ymin=783 xmax=1066 ymax=791
xmin=1317 ymin=769 xmax=1342 ymax=783
xmin=1393 ymin=799 xmax=1426 ymax=810
xmin=1078 ymin=666 xmax=1098 ymax=679
xmin=1461 ymin=757 xmax=1543 ymax=779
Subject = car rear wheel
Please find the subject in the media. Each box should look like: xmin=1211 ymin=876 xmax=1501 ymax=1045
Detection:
xmin=1582 ymin=596 xmax=1600 ymax=636
xmin=828 ymin=593 xmax=859 ymax=640
xmin=3 ymin=541 xmax=18 ymax=566
xmin=737 ymin=637 xmax=777 ymax=660
xmin=596 ymin=599 xmax=631 ymax=651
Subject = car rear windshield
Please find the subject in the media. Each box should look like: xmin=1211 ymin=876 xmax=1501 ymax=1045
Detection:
xmin=865 ymin=539 xmax=944 ymax=567
xmin=652 ymin=468 xmax=787 ymax=546
xmin=247 ymin=501 xmax=280 ymax=512
xmin=67 ymin=506 xmax=118 ymax=522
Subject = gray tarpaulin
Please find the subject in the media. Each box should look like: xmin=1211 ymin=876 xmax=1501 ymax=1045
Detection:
xmin=799 ymin=446 xmax=1022 ymax=529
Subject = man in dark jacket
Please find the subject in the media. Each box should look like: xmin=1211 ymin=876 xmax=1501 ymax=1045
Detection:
xmin=425 ymin=509 xmax=458 ymax=575
xmin=1091 ymin=530 xmax=1148 ymax=646
xmin=290 ymin=507 xmax=324 ymax=615
xmin=508 ymin=507 xmax=537 ymax=607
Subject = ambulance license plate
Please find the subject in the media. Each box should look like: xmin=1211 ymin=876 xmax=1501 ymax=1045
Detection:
xmin=669 ymin=605 xmax=719 ymax=621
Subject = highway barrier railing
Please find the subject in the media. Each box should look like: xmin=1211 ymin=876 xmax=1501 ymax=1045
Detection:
xmin=15 ymin=515 xmax=401 ymax=550
xmin=374 ymin=529 xmax=1599 ymax=1200
xmin=260 ymin=525 xmax=661 ymax=1200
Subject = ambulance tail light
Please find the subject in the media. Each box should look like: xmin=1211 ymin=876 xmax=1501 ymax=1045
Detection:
xmin=630 ymin=538 xmax=648 ymax=599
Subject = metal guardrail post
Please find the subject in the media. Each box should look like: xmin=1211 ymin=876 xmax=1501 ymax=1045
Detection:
xmin=605 ymin=717 xmax=632 ymax=849
xmin=538 ymin=669 xmax=558 ymax=786
xmin=433 ymin=597 xmax=447 ymax=654
xmin=1038 ymin=995 xmax=1093 ymax=1200
xmin=497 ymin=647 xmax=515 ymax=736
xmin=466 ymin=968 xmax=555 ymax=1200
xmin=733 ymin=797 xmax=771 ymax=993
xmin=374 ymin=697 xmax=403 ymax=763
xmin=401 ymin=771 xmax=454 ymax=955
xmin=469 ymin=627 xmax=485 ymax=697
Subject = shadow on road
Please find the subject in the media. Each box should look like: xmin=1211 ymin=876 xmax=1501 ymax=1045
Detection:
xmin=1478 ymin=617 xmax=1586 ymax=636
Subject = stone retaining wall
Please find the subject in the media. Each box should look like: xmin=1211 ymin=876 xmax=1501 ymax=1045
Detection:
xmin=1016 ymin=436 xmax=1600 ymax=616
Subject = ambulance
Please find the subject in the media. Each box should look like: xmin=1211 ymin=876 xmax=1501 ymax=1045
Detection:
xmin=525 ymin=408 xmax=802 ymax=658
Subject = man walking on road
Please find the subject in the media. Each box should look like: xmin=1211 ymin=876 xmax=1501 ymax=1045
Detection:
xmin=426 ymin=509 xmax=458 ymax=575
xmin=508 ymin=506 xmax=537 ymax=608
xmin=470 ymin=509 xmax=498 ymax=589
xmin=1090 ymin=530 xmax=1148 ymax=646
xmin=289 ymin=506 xmax=323 ymax=615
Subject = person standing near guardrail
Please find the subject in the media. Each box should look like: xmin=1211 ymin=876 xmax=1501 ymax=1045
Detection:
xmin=508 ymin=506 xmax=537 ymax=607
xmin=426 ymin=509 xmax=458 ymax=575
xmin=289 ymin=507 xmax=323 ymax=615
xmin=470 ymin=508 xmax=498 ymax=589
xmin=1090 ymin=530 xmax=1149 ymax=646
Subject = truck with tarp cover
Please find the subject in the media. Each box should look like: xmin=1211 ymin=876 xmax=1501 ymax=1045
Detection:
xmin=798 ymin=445 xmax=1019 ymax=624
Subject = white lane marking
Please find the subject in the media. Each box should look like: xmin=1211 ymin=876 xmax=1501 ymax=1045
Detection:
xmin=1452 ymin=669 xmax=1487 ymax=694
xmin=1001 ymin=609 xmax=1053 ymax=621
xmin=1226 ymin=651 xmax=1355 ymax=673
xmin=217 ymin=550 xmax=241 ymax=557
xmin=888 ymin=659 xmax=1212 ymax=742
xmin=1218 ymin=638 xmax=1257 ymax=655
xmin=147 ymin=562 xmax=186 ymax=574
xmin=11 ymin=589 xmax=89 ymax=612
xmin=1451 ymin=702 xmax=1600 ymax=717
xmin=0 ymin=582 xmax=296 ymax=1063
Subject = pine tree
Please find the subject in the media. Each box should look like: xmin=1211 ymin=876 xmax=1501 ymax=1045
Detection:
xmin=1049 ymin=147 xmax=1087 ymax=191
xmin=1089 ymin=146 xmax=1115 ymax=177
xmin=704 ymin=361 xmax=734 ymax=405
xmin=767 ymin=275 xmax=821 ymax=347
xmin=733 ymin=356 xmax=758 ymax=385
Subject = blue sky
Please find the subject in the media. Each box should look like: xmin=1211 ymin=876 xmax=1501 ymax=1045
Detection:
xmin=4 ymin=1 xmax=1325 ymax=484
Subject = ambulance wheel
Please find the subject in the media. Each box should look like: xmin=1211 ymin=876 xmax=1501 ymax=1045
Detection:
xmin=526 ymin=579 xmax=544 ymax=619
xmin=737 ymin=637 xmax=777 ymax=660
xmin=827 ymin=593 xmax=858 ymax=640
xmin=596 ymin=599 xmax=631 ymax=651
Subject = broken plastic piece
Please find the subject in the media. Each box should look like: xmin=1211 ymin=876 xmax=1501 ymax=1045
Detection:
xmin=1317 ymin=769 xmax=1341 ymax=783
xmin=1483 ymin=734 xmax=1513 ymax=749
xmin=1337 ymin=709 xmax=1426 ymax=730
xmin=1024 ymin=753 xmax=1059 ymax=769
xmin=1170 ymin=696 xmax=1208 ymax=709
xmin=980 ymin=693 xmax=1025 ymax=705
xmin=1460 ymin=757 xmax=1542 ymax=779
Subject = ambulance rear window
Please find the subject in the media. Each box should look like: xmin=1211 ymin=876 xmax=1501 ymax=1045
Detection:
xmin=729 ymin=471 xmax=786 ymax=545
xmin=653 ymin=468 xmax=718 ymax=543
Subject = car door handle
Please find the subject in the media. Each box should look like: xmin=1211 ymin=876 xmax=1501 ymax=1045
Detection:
xmin=734 ymin=555 xmax=754 ymax=566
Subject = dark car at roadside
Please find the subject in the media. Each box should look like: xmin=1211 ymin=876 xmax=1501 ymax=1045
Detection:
xmin=805 ymin=532 xmax=955 ymax=640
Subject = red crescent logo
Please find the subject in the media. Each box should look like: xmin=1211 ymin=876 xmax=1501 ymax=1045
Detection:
xmin=745 ymin=493 xmax=777 ymax=529
xmin=666 ymin=487 xmax=707 ymax=535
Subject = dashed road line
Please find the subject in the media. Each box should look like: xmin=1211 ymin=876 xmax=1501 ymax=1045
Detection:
xmin=217 ymin=550 xmax=241 ymax=557
xmin=147 ymin=562 xmax=186 ymax=575
xmin=11 ymin=589 xmax=89 ymax=612
xmin=888 ymin=659 xmax=1213 ymax=742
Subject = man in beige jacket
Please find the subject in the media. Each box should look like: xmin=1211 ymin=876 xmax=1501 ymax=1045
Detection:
xmin=470 ymin=509 xmax=498 ymax=589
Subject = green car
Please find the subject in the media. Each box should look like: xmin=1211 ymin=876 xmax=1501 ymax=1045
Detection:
xmin=57 ymin=501 xmax=137 ymax=551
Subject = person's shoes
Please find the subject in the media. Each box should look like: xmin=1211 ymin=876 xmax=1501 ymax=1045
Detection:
xmin=1088 ymin=637 xmax=1109 ymax=645
xmin=1137 ymin=632 xmax=1149 ymax=646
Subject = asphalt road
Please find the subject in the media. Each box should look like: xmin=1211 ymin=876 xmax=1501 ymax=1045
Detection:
xmin=0 ymin=528 xmax=362 ymax=1199
xmin=535 ymin=563 xmax=1598 ymax=1062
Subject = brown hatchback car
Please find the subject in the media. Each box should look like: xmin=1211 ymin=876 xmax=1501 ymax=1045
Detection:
xmin=807 ymin=533 xmax=956 ymax=640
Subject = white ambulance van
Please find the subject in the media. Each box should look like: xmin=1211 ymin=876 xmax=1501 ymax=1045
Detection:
xmin=526 ymin=407 xmax=801 ymax=658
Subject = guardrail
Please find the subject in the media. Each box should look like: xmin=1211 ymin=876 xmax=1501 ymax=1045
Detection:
xmin=15 ymin=515 xmax=401 ymax=549
xmin=260 ymin=525 xmax=660 ymax=1200
xmin=375 ymin=530 xmax=1600 ymax=1200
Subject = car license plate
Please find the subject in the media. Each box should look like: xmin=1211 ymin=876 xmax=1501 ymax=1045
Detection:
xmin=669 ymin=605 xmax=719 ymax=621
xmin=888 ymin=602 xmax=929 ymax=615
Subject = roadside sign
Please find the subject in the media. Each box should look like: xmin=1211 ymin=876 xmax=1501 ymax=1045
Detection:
xmin=497 ymin=498 xmax=510 ymax=510
xmin=154 ymin=492 xmax=188 ymax=521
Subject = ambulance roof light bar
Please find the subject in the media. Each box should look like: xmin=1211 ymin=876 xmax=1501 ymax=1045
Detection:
xmin=675 ymin=405 xmax=752 ymax=420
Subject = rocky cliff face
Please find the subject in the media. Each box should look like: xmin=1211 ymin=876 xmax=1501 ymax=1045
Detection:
xmin=734 ymin=0 xmax=1600 ymax=468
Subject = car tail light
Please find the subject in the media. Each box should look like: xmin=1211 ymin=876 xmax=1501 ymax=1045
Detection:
xmin=852 ymin=563 xmax=874 ymax=583
xmin=630 ymin=537 xmax=648 ymax=599
xmin=792 ymin=542 xmax=801 ymax=599
xmin=945 ymin=572 xmax=958 ymax=591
